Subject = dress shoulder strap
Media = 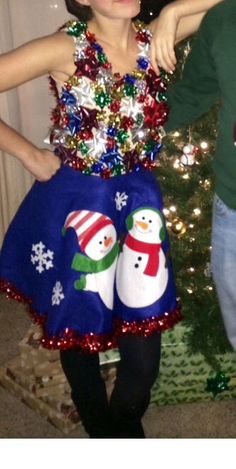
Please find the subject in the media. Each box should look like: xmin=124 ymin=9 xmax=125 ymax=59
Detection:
xmin=59 ymin=20 xmax=88 ymax=66
xmin=59 ymin=20 xmax=87 ymax=38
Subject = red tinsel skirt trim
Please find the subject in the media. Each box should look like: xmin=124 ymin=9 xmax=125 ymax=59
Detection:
xmin=0 ymin=279 xmax=182 ymax=353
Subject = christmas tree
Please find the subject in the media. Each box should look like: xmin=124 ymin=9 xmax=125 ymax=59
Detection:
xmin=139 ymin=2 xmax=232 ymax=369
xmin=157 ymin=40 xmax=232 ymax=370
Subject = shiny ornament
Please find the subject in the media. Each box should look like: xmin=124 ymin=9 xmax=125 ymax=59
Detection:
xmin=157 ymin=92 xmax=168 ymax=102
xmin=171 ymin=218 xmax=187 ymax=236
xmin=206 ymin=372 xmax=230 ymax=397
xmin=180 ymin=143 xmax=197 ymax=166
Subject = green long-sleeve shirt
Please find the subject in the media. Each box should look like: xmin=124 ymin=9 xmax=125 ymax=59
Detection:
xmin=165 ymin=0 xmax=236 ymax=209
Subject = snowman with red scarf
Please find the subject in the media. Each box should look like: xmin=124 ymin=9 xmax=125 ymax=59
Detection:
xmin=116 ymin=207 xmax=168 ymax=308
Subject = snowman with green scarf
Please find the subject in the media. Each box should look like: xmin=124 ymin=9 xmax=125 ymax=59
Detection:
xmin=63 ymin=210 xmax=119 ymax=310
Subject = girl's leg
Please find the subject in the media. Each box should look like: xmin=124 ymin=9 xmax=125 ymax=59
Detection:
xmin=110 ymin=333 xmax=161 ymax=438
xmin=60 ymin=349 xmax=111 ymax=438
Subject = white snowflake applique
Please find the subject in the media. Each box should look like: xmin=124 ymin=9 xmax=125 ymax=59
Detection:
xmin=52 ymin=281 xmax=65 ymax=306
xmin=31 ymin=241 xmax=54 ymax=274
xmin=115 ymin=192 xmax=128 ymax=211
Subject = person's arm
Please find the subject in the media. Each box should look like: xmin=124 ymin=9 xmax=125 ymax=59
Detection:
xmin=0 ymin=32 xmax=73 ymax=181
xmin=165 ymin=9 xmax=221 ymax=132
xmin=149 ymin=0 xmax=223 ymax=74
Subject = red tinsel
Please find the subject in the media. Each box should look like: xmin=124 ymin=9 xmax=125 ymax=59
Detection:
xmin=0 ymin=279 xmax=182 ymax=353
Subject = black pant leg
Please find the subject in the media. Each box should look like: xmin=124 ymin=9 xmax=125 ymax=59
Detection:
xmin=110 ymin=333 xmax=161 ymax=438
xmin=60 ymin=349 xmax=111 ymax=438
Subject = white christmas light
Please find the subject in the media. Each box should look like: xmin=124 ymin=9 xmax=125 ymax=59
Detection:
xmin=200 ymin=141 xmax=209 ymax=150
xmin=173 ymin=158 xmax=180 ymax=169
xmin=163 ymin=208 xmax=170 ymax=216
xmin=193 ymin=208 xmax=201 ymax=217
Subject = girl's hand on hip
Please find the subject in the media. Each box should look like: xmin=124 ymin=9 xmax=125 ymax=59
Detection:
xmin=23 ymin=149 xmax=61 ymax=182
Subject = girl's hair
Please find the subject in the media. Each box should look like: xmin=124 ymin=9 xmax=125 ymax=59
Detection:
xmin=65 ymin=1 xmax=93 ymax=21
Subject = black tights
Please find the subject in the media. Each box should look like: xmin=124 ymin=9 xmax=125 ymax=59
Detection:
xmin=60 ymin=333 xmax=161 ymax=438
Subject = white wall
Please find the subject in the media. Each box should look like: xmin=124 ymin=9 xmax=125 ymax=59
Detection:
xmin=0 ymin=0 xmax=72 ymax=244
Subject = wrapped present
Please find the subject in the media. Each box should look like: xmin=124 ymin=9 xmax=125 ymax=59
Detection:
xmin=2 ymin=322 xmax=236 ymax=435
xmin=19 ymin=324 xmax=59 ymax=368
xmin=151 ymin=325 xmax=236 ymax=405
xmin=0 ymin=357 xmax=80 ymax=434
xmin=6 ymin=361 xmax=37 ymax=394
xmin=33 ymin=360 xmax=65 ymax=378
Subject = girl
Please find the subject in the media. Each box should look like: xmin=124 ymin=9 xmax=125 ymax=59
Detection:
xmin=0 ymin=0 xmax=223 ymax=438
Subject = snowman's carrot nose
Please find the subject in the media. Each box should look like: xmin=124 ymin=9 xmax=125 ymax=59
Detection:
xmin=104 ymin=237 xmax=113 ymax=247
xmin=136 ymin=220 xmax=149 ymax=230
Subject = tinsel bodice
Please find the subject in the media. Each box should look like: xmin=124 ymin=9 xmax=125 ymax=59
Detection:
xmin=49 ymin=20 xmax=169 ymax=178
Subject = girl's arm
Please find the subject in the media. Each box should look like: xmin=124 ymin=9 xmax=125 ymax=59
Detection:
xmin=0 ymin=33 xmax=73 ymax=181
xmin=149 ymin=0 xmax=223 ymax=74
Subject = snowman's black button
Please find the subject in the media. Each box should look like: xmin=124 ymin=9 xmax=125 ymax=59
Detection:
xmin=134 ymin=264 xmax=139 ymax=268
xmin=138 ymin=257 xmax=142 ymax=261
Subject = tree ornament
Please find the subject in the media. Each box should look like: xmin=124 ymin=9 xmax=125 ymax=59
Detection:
xmin=180 ymin=143 xmax=197 ymax=166
xmin=206 ymin=372 xmax=230 ymax=397
xmin=171 ymin=218 xmax=187 ymax=236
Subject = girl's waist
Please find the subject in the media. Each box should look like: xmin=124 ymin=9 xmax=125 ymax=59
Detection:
xmin=54 ymin=146 xmax=159 ymax=179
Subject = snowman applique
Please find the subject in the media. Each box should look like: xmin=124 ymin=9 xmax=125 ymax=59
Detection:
xmin=63 ymin=210 xmax=119 ymax=310
xmin=116 ymin=207 xmax=168 ymax=308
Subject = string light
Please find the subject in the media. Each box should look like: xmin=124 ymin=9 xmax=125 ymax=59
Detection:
xmin=193 ymin=208 xmax=201 ymax=217
xmin=200 ymin=141 xmax=209 ymax=151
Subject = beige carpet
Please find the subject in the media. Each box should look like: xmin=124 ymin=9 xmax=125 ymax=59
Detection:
xmin=1 ymin=295 xmax=236 ymax=439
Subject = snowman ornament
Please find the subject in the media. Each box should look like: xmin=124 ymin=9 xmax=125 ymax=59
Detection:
xmin=63 ymin=210 xmax=119 ymax=310
xmin=180 ymin=143 xmax=196 ymax=166
xmin=116 ymin=208 xmax=168 ymax=308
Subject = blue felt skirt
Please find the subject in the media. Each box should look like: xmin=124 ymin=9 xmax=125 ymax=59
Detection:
xmin=0 ymin=166 xmax=181 ymax=352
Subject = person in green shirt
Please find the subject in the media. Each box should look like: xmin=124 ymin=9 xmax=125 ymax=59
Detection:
xmin=165 ymin=0 xmax=236 ymax=351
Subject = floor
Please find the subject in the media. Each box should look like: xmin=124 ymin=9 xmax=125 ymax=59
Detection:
xmin=1 ymin=295 xmax=236 ymax=439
